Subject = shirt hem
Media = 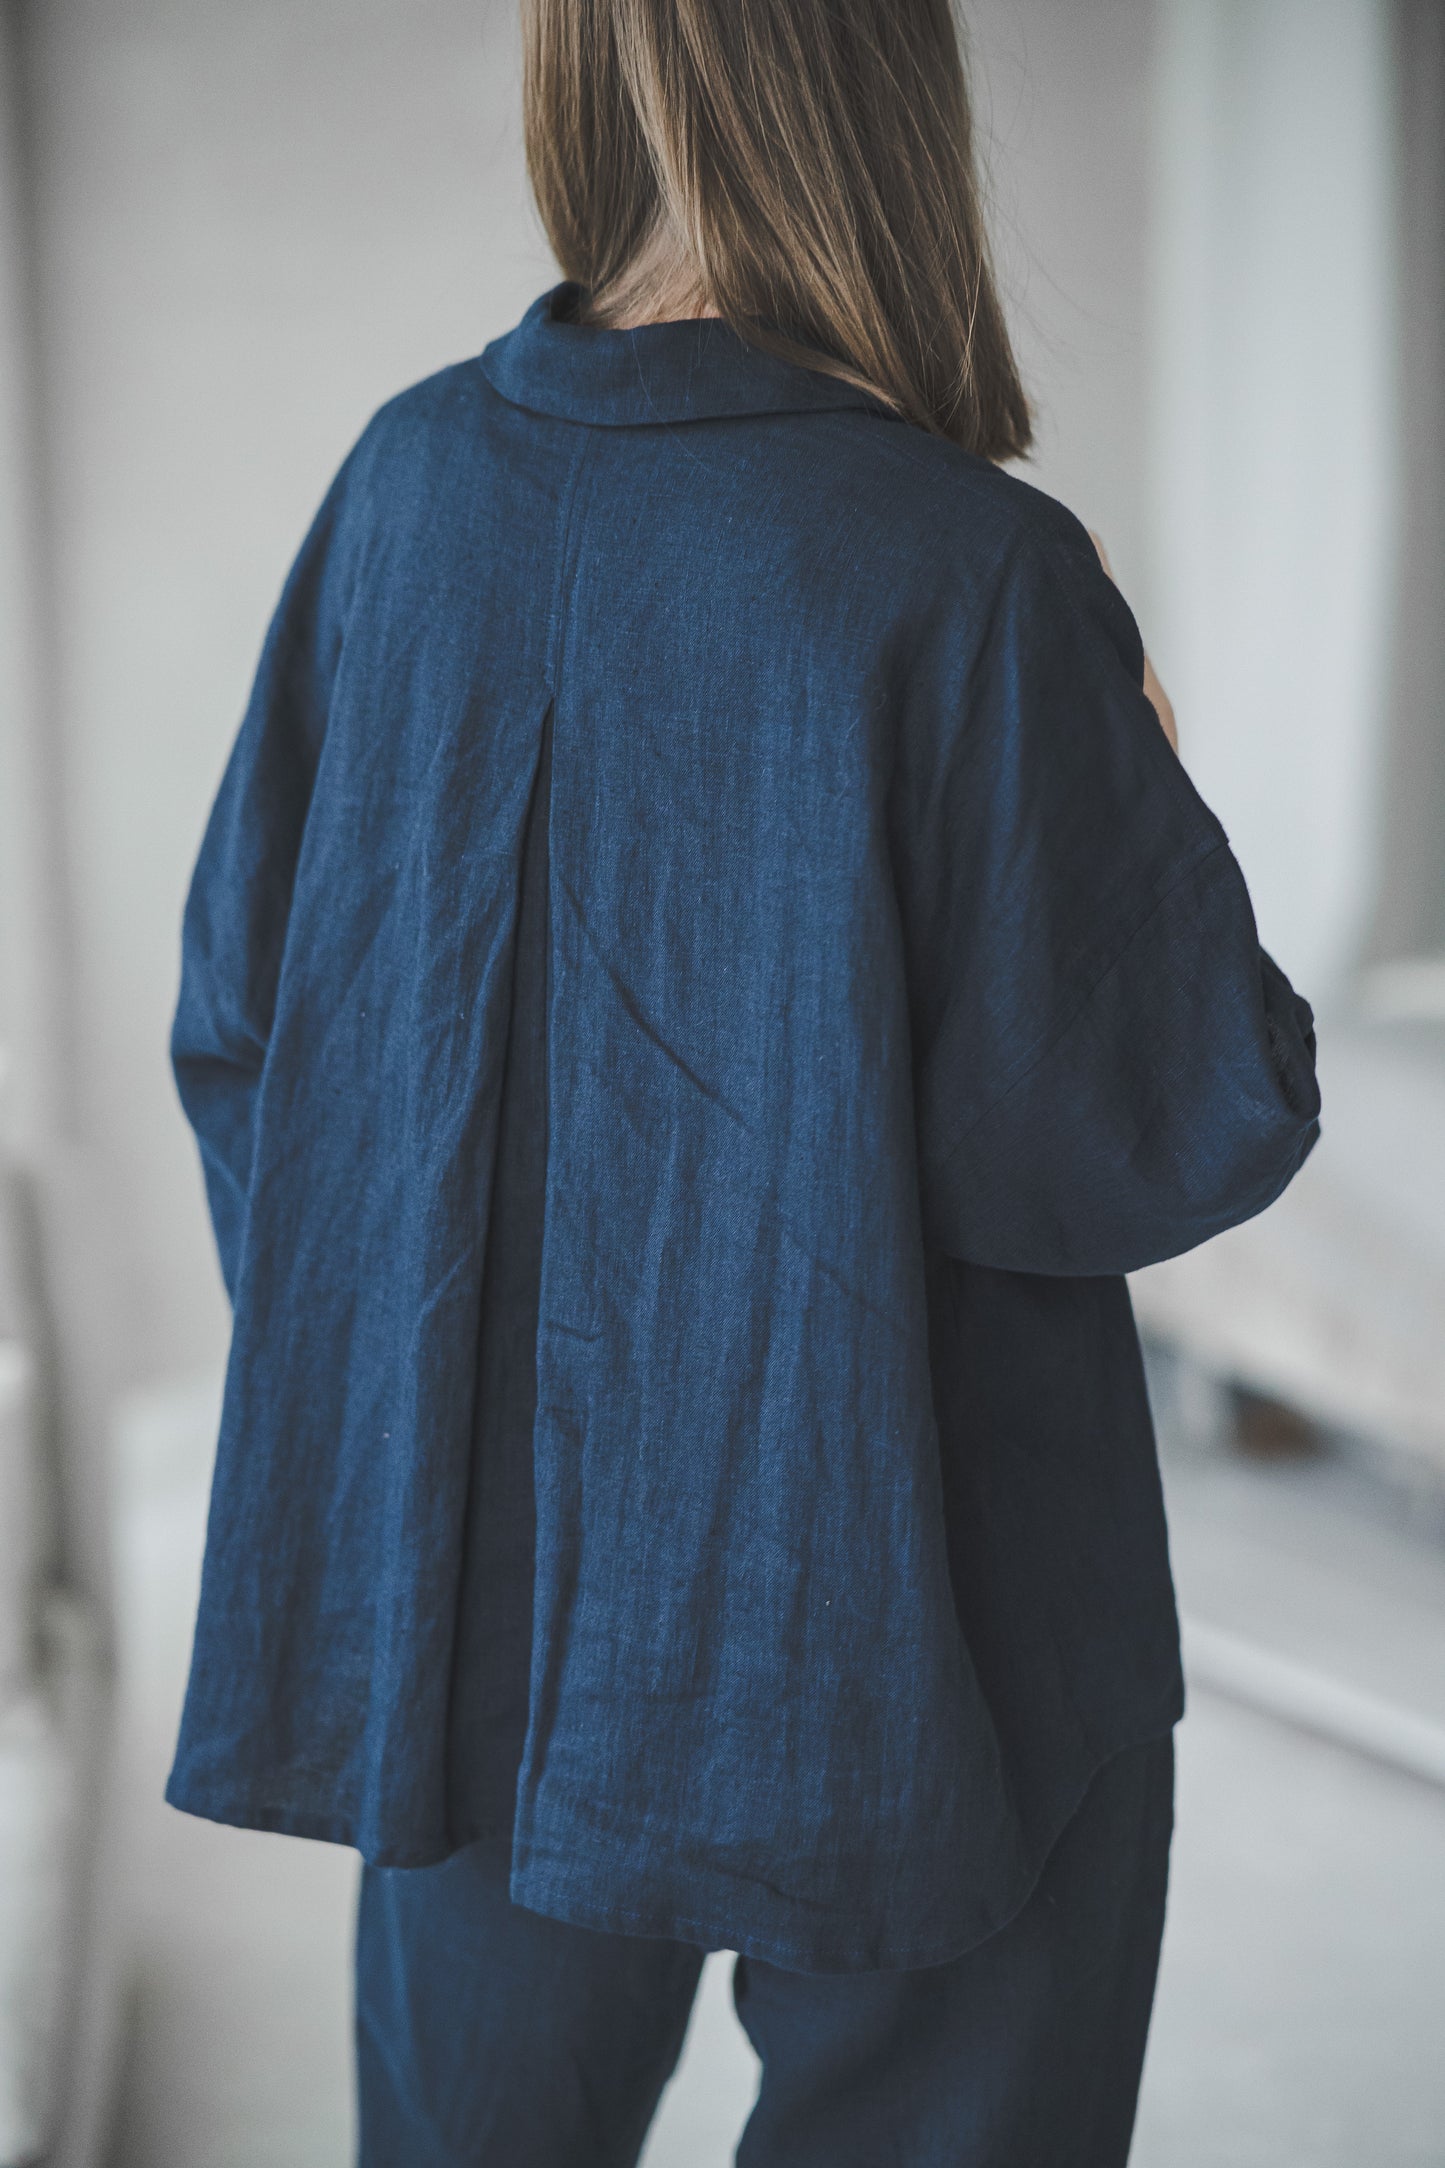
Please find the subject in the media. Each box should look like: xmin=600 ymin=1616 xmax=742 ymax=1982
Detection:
xmin=506 ymin=1706 xmax=1181 ymax=1973
xmin=165 ymin=1684 xmax=1184 ymax=1973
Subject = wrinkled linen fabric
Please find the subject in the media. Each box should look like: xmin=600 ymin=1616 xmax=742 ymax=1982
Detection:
xmin=167 ymin=284 xmax=1319 ymax=1974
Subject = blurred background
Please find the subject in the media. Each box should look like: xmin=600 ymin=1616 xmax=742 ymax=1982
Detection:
xmin=0 ymin=0 xmax=1442 ymax=2162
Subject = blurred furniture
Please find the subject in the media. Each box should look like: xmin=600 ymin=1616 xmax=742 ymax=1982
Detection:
xmin=1133 ymin=1012 xmax=1445 ymax=1490
xmin=0 ymin=1144 xmax=114 ymax=2168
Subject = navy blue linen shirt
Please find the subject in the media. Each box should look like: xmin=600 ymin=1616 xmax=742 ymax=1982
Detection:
xmin=168 ymin=283 xmax=1320 ymax=1973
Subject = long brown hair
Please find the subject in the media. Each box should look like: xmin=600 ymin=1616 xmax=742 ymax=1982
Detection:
xmin=522 ymin=0 xmax=1033 ymax=461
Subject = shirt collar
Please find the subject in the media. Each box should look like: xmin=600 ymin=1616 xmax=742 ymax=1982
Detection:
xmin=481 ymin=283 xmax=896 ymax=428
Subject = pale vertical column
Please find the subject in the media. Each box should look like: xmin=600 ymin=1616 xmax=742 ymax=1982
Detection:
xmin=0 ymin=0 xmax=115 ymax=1679
xmin=1148 ymin=0 xmax=1400 ymax=997
xmin=0 ymin=2 xmax=69 ymax=1151
xmin=1366 ymin=0 xmax=1445 ymax=973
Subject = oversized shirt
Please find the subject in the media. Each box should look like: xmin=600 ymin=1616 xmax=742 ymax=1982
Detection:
xmin=167 ymin=282 xmax=1321 ymax=1974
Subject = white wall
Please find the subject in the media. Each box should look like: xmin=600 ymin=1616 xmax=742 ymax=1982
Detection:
xmin=969 ymin=0 xmax=1157 ymax=595
xmin=20 ymin=0 xmax=555 ymax=1393
xmin=1148 ymin=0 xmax=1400 ymax=995
xmin=16 ymin=0 xmax=1161 ymax=1404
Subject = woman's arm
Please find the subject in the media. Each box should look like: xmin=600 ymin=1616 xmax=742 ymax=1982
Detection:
xmin=900 ymin=513 xmax=1318 ymax=1277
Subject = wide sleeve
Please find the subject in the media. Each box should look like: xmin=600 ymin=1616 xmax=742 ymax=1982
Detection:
xmin=171 ymin=456 xmax=360 ymax=1301
xmin=895 ymin=516 xmax=1320 ymax=1278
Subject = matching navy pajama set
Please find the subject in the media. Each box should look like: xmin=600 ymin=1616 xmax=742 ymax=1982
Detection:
xmin=168 ymin=284 xmax=1320 ymax=2162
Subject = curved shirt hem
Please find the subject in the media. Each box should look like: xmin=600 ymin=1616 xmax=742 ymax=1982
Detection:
xmin=506 ymin=1701 xmax=1183 ymax=1974
xmin=164 ymin=1681 xmax=1183 ymax=1975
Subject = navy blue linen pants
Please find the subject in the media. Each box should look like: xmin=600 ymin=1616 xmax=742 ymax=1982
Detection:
xmin=354 ymin=1731 xmax=1173 ymax=2167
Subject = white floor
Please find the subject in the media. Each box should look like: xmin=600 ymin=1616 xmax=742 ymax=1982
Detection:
xmin=105 ymin=1377 xmax=1445 ymax=2167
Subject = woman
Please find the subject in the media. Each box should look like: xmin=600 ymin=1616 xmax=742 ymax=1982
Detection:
xmin=167 ymin=1 xmax=1319 ymax=2161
